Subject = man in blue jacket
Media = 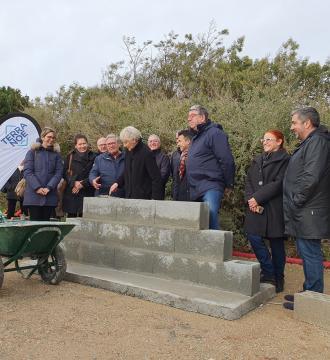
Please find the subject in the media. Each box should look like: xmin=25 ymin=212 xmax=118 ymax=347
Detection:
xmin=89 ymin=134 xmax=125 ymax=197
xmin=186 ymin=105 xmax=235 ymax=230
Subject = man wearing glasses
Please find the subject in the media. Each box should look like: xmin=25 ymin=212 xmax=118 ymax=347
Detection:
xmin=283 ymin=107 xmax=330 ymax=310
xmin=186 ymin=105 xmax=235 ymax=230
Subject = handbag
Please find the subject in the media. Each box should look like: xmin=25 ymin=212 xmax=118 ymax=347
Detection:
xmin=15 ymin=178 xmax=26 ymax=198
xmin=58 ymin=154 xmax=73 ymax=194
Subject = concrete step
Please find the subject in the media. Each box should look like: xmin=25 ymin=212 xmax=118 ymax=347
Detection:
xmin=83 ymin=197 xmax=209 ymax=230
xmin=68 ymin=218 xmax=233 ymax=260
xmin=63 ymin=237 xmax=260 ymax=296
xmin=65 ymin=261 xmax=275 ymax=320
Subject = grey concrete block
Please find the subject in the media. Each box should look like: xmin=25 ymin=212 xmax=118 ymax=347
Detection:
xmin=294 ymin=291 xmax=330 ymax=330
xmin=154 ymin=201 xmax=209 ymax=230
xmin=69 ymin=218 xmax=101 ymax=243
xmin=114 ymin=247 xmax=153 ymax=273
xmin=98 ymin=222 xmax=133 ymax=247
xmin=152 ymin=253 xmax=198 ymax=283
xmin=196 ymin=259 xmax=260 ymax=296
xmin=64 ymin=238 xmax=115 ymax=268
xmin=115 ymin=198 xmax=156 ymax=225
xmin=83 ymin=197 xmax=117 ymax=220
xmin=174 ymin=229 xmax=233 ymax=260
xmin=132 ymin=226 xmax=175 ymax=252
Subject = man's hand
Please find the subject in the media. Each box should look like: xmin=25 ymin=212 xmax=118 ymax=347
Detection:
xmin=248 ymin=197 xmax=259 ymax=212
xmin=109 ymin=183 xmax=118 ymax=195
xmin=92 ymin=176 xmax=101 ymax=190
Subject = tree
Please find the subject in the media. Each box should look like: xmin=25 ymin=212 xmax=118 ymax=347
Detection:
xmin=0 ymin=86 xmax=29 ymax=117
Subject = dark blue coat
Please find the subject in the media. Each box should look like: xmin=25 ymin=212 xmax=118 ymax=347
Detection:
xmin=170 ymin=149 xmax=181 ymax=199
xmin=89 ymin=151 xmax=125 ymax=196
xmin=23 ymin=144 xmax=63 ymax=207
xmin=186 ymin=120 xmax=235 ymax=200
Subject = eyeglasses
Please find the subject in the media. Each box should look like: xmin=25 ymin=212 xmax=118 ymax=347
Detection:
xmin=260 ymin=138 xmax=276 ymax=143
xmin=188 ymin=113 xmax=201 ymax=118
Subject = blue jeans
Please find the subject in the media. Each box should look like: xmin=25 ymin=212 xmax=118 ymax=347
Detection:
xmin=247 ymin=234 xmax=286 ymax=280
xmin=201 ymin=190 xmax=223 ymax=230
xmin=296 ymin=238 xmax=324 ymax=293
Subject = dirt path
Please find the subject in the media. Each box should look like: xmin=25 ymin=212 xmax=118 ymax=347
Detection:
xmin=0 ymin=264 xmax=329 ymax=360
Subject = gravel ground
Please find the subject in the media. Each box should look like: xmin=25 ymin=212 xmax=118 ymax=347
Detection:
xmin=0 ymin=264 xmax=329 ymax=360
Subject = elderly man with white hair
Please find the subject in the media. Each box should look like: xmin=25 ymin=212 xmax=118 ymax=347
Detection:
xmin=110 ymin=126 xmax=163 ymax=200
xmin=147 ymin=134 xmax=170 ymax=199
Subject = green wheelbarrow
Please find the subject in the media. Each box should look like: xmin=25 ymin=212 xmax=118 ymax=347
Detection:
xmin=0 ymin=221 xmax=75 ymax=288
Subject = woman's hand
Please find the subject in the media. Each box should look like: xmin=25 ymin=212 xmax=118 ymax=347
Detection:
xmin=72 ymin=181 xmax=83 ymax=194
xmin=36 ymin=187 xmax=49 ymax=196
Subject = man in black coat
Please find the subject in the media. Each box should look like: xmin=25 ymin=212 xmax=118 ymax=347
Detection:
xmin=110 ymin=126 xmax=163 ymax=200
xmin=147 ymin=134 xmax=170 ymax=199
xmin=283 ymin=107 xmax=330 ymax=310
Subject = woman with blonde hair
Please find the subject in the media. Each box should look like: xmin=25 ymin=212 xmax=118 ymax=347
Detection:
xmin=23 ymin=127 xmax=63 ymax=221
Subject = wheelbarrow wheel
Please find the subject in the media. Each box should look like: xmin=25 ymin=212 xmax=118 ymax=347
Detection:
xmin=0 ymin=256 xmax=4 ymax=289
xmin=38 ymin=245 xmax=67 ymax=285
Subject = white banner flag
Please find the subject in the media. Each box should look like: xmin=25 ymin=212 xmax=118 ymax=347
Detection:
xmin=0 ymin=113 xmax=40 ymax=190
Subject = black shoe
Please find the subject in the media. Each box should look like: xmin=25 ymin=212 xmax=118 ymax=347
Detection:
xmin=284 ymin=294 xmax=294 ymax=302
xmin=260 ymin=274 xmax=276 ymax=285
xmin=283 ymin=302 xmax=294 ymax=311
xmin=275 ymin=278 xmax=284 ymax=293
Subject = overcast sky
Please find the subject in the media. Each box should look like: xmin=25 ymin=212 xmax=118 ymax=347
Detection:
xmin=1 ymin=0 xmax=329 ymax=99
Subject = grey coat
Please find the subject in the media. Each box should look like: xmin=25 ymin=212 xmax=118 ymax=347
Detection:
xmin=283 ymin=126 xmax=330 ymax=239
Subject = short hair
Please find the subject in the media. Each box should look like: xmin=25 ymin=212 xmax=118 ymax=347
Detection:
xmin=265 ymin=129 xmax=285 ymax=148
xmin=40 ymin=127 xmax=56 ymax=139
xmin=291 ymin=107 xmax=320 ymax=128
xmin=178 ymin=129 xmax=193 ymax=141
xmin=106 ymin=133 xmax=120 ymax=143
xmin=189 ymin=104 xmax=209 ymax=120
xmin=97 ymin=137 xmax=106 ymax=145
xmin=120 ymin=126 xmax=142 ymax=143
xmin=74 ymin=134 xmax=88 ymax=145
xmin=148 ymin=134 xmax=160 ymax=142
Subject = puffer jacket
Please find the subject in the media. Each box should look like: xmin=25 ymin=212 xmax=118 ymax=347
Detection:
xmin=186 ymin=120 xmax=235 ymax=200
xmin=23 ymin=143 xmax=63 ymax=207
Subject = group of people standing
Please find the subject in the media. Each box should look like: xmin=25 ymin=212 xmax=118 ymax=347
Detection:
xmin=3 ymin=105 xmax=329 ymax=310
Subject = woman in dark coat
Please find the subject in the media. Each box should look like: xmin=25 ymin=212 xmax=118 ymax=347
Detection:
xmin=1 ymin=165 xmax=28 ymax=219
xmin=62 ymin=134 xmax=96 ymax=217
xmin=110 ymin=126 xmax=162 ymax=200
xmin=23 ymin=127 xmax=63 ymax=221
xmin=244 ymin=129 xmax=290 ymax=293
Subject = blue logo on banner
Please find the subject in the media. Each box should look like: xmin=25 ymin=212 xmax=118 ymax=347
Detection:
xmin=0 ymin=123 xmax=29 ymax=147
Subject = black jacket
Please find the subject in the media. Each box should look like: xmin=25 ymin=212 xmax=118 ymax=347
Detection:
xmin=283 ymin=126 xmax=330 ymax=239
xmin=244 ymin=149 xmax=290 ymax=238
xmin=1 ymin=168 xmax=23 ymax=200
xmin=62 ymin=149 xmax=97 ymax=215
xmin=117 ymin=140 xmax=163 ymax=200
xmin=170 ymin=149 xmax=181 ymax=199
xmin=153 ymin=149 xmax=170 ymax=199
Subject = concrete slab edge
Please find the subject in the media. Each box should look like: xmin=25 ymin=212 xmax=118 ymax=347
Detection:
xmin=64 ymin=271 xmax=275 ymax=321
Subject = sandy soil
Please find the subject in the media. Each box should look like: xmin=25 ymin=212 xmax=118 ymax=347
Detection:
xmin=0 ymin=264 xmax=329 ymax=360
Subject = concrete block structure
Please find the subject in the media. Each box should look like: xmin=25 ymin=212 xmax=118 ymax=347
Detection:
xmin=64 ymin=197 xmax=274 ymax=319
xmin=294 ymin=291 xmax=330 ymax=330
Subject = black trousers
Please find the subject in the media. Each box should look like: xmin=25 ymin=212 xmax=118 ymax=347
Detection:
xmin=7 ymin=199 xmax=28 ymax=219
xmin=28 ymin=206 xmax=55 ymax=221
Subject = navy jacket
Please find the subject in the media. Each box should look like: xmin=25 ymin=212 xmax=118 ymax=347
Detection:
xmin=170 ymin=149 xmax=181 ymax=199
xmin=23 ymin=143 xmax=63 ymax=207
xmin=186 ymin=120 xmax=235 ymax=200
xmin=152 ymin=149 xmax=170 ymax=199
xmin=89 ymin=151 xmax=125 ymax=196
